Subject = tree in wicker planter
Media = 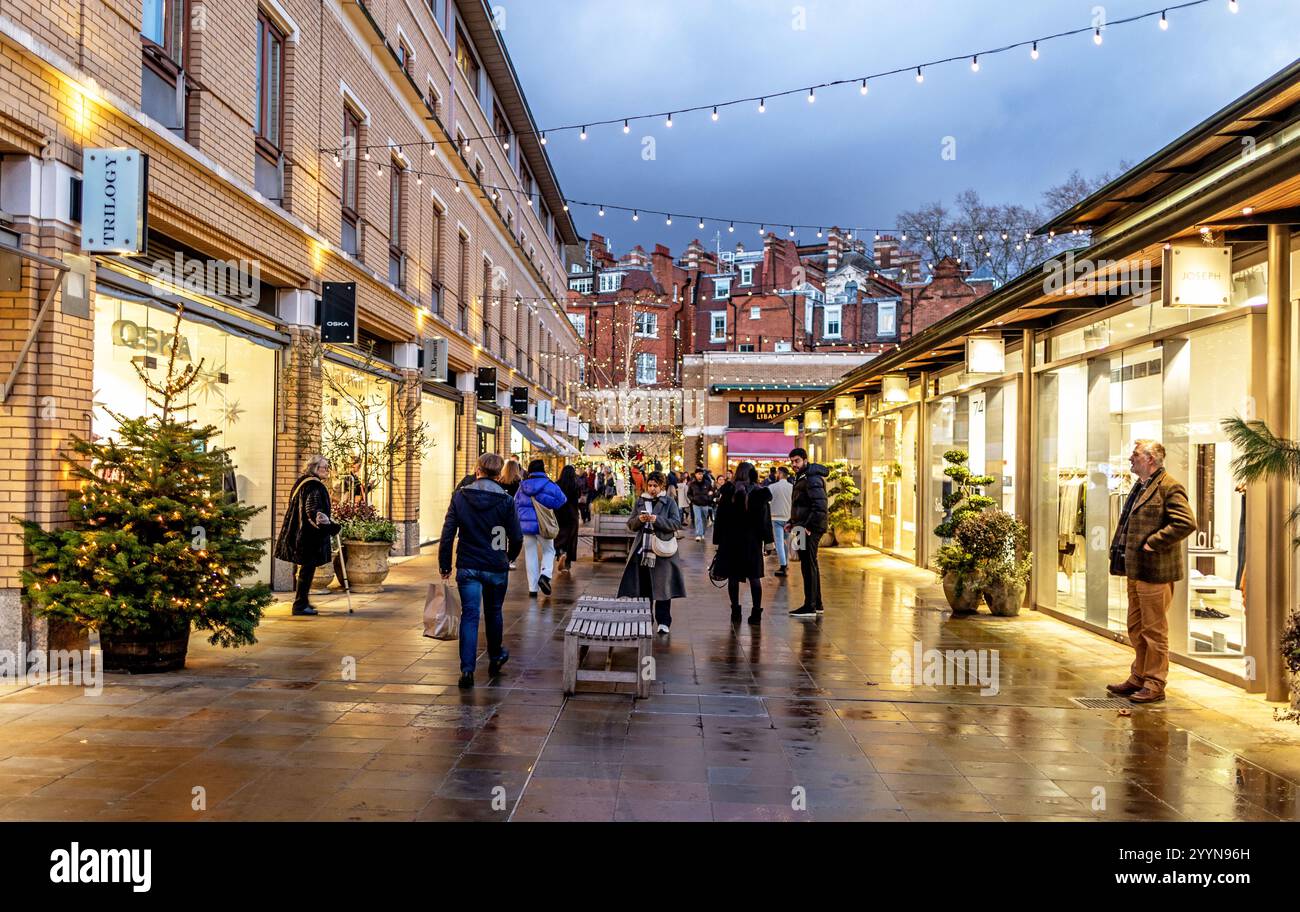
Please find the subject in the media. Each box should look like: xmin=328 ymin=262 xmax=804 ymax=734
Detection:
xmin=17 ymin=307 xmax=271 ymax=672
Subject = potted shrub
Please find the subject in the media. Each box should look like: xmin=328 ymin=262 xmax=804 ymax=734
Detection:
xmin=336 ymin=501 xmax=397 ymax=593
xmin=934 ymin=542 xmax=982 ymax=614
xmin=932 ymin=449 xmax=996 ymax=610
xmin=826 ymin=460 xmax=864 ymax=547
xmin=970 ymin=511 xmax=1032 ymax=617
xmin=17 ymin=307 xmax=271 ymax=672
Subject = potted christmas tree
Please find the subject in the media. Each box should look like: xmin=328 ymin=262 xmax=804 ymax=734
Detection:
xmin=18 ymin=307 xmax=271 ymax=672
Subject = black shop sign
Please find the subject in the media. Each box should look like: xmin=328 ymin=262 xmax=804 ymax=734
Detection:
xmin=729 ymin=401 xmax=799 ymax=429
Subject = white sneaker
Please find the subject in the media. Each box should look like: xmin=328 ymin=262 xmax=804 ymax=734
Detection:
xmin=657 ymin=624 xmax=670 ymax=634
xmin=695 ymin=536 xmax=703 ymax=542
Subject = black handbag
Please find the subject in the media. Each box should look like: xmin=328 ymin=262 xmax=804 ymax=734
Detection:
xmin=706 ymin=552 xmax=728 ymax=588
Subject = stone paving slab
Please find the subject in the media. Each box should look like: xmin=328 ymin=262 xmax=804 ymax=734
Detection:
xmin=2 ymin=532 xmax=1299 ymax=822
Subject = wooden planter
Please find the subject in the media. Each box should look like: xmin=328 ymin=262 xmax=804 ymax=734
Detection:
xmin=100 ymin=631 xmax=190 ymax=673
xmin=342 ymin=540 xmax=392 ymax=593
xmin=592 ymin=513 xmax=635 ymax=562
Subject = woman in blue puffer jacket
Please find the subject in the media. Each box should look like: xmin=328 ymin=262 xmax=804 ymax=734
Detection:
xmin=514 ymin=459 xmax=568 ymax=598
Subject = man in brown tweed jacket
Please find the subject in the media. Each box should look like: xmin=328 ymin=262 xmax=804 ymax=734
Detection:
xmin=1106 ymin=440 xmax=1197 ymax=704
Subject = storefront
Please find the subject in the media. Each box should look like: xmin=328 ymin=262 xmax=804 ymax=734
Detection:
xmin=418 ymin=390 xmax=459 ymax=545
xmin=778 ymin=60 xmax=1300 ymax=696
xmin=93 ymin=276 xmax=281 ymax=583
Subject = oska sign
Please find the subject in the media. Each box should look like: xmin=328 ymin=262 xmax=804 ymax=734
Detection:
xmin=81 ymin=149 xmax=148 ymax=254
xmin=729 ymin=401 xmax=799 ymax=429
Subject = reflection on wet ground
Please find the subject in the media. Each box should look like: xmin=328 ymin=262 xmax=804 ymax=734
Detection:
xmin=1 ymin=535 xmax=1296 ymax=822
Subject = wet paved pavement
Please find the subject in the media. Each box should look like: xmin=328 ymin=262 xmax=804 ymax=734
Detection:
xmin=1 ymin=529 xmax=1298 ymax=822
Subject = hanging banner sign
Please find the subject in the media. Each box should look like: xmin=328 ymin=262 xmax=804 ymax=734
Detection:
xmin=511 ymin=387 xmax=529 ymax=415
xmin=320 ymin=282 xmax=357 ymax=344
xmin=475 ymin=367 xmax=498 ymax=402
xmin=422 ymin=337 xmax=449 ymax=382
xmin=965 ymin=336 xmax=1006 ymax=374
xmin=81 ymin=149 xmax=148 ymax=254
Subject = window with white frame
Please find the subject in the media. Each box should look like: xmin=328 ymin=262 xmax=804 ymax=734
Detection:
xmin=774 ymin=340 xmax=792 ymax=353
xmin=635 ymin=311 xmax=658 ymax=337
xmin=714 ymin=277 xmax=731 ymax=299
xmin=578 ymin=354 xmax=586 ymax=385
xmin=738 ymin=343 xmax=755 ymax=353
xmin=710 ymin=311 xmax=727 ymax=343
xmin=877 ymin=300 xmax=897 ymax=337
xmin=740 ymin=266 xmax=754 ymax=286
xmin=569 ymin=278 xmax=592 ymax=294
xmin=824 ymin=304 xmax=842 ymax=339
xmin=598 ymin=272 xmax=621 ymax=293
xmin=568 ymin=313 xmax=586 ymax=337
xmin=636 ymin=353 xmax=657 ymax=385
xmin=749 ymin=305 xmax=761 ymax=320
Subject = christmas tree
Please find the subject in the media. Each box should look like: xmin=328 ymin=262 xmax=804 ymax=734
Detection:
xmin=18 ymin=306 xmax=271 ymax=651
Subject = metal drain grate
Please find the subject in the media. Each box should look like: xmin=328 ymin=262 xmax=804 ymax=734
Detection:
xmin=1070 ymin=697 xmax=1135 ymax=710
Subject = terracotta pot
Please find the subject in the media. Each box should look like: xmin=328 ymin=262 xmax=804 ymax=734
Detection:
xmin=100 ymin=630 xmax=190 ymax=673
xmin=983 ymin=581 xmax=1025 ymax=617
xmin=833 ymin=526 xmax=862 ymax=547
xmin=342 ymin=540 xmax=392 ymax=593
xmin=943 ymin=571 xmax=982 ymax=614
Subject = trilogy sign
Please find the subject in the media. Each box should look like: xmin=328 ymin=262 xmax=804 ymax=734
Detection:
xmin=729 ymin=401 xmax=798 ymax=429
xmin=81 ymin=149 xmax=148 ymax=254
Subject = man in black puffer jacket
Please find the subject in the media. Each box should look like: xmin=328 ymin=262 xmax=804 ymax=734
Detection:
xmin=786 ymin=448 xmax=828 ymax=619
xmin=439 ymin=453 xmax=523 ymax=689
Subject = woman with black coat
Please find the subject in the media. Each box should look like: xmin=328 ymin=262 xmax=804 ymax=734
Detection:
xmin=712 ymin=461 xmax=773 ymax=626
xmin=555 ymin=465 xmax=582 ymax=573
xmin=617 ymin=472 xmax=686 ymax=634
xmin=273 ymin=455 xmax=342 ymax=617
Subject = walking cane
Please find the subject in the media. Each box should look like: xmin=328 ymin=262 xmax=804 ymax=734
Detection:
xmin=333 ymin=534 xmax=354 ymax=614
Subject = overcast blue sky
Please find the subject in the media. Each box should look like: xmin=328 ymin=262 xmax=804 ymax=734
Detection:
xmin=502 ymin=0 xmax=1300 ymax=254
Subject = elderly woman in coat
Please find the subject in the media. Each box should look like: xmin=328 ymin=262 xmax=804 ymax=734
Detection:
xmin=273 ymin=454 xmax=342 ymax=617
xmin=617 ymin=471 xmax=686 ymax=635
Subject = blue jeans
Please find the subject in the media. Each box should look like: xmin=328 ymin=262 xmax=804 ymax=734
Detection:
xmin=772 ymin=520 xmax=788 ymax=566
xmin=692 ymin=505 xmax=709 ymax=537
xmin=456 ymin=568 xmax=508 ymax=675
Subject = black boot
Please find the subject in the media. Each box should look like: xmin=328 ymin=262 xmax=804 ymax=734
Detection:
xmin=730 ymin=605 xmax=742 ymax=623
xmin=747 ymin=611 xmax=762 ymax=626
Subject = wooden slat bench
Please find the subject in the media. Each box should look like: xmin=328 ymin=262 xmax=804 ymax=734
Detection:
xmin=564 ymin=597 xmax=654 ymax=699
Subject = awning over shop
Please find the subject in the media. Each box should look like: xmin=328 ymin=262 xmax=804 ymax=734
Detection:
xmin=726 ymin=430 xmax=794 ymax=460
xmin=512 ymin=420 xmax=554 ymax=453
xmin=534 ymin=425 xmax=577 ymax=457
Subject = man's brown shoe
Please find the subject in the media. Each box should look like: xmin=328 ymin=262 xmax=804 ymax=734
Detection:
xmin=1128 ymin=687 xmax=1166 ymax=704
xmin=1106 ymin=681 xmax=1141 ymax=696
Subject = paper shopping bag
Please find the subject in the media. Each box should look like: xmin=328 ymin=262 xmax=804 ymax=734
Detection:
xmin=423 ymin=581 xmax=461 ymax=640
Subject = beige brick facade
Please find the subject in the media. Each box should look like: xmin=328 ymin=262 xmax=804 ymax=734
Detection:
xmin=0 ymin=0 xmax=583 ymax=649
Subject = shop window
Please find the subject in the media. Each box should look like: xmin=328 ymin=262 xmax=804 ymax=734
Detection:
xmin=419 ymin=394 xmax=457 ymax=544
xmin=322 ymin=361 xmax=394 ymax=514
xmin=94 ymin=295 xmax=276 ymax=581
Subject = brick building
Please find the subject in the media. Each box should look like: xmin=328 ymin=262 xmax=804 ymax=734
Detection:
xmin=0 ymin=0 xmax=584 ymax=653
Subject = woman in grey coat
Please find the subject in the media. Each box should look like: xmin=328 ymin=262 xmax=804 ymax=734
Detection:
xmin=617 ymin=471 xmax=686 ymax=634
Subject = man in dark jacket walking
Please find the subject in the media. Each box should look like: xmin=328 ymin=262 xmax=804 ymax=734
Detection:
xmin=440 ymin=453 xmax=523 ymax=689
xmin=274 ymin=455 xmax=341 ymax=616
xmin=787 ymin=448 xmax=828 ymax=619
xmin=686 ymin=468 xmax=715 ymax=541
